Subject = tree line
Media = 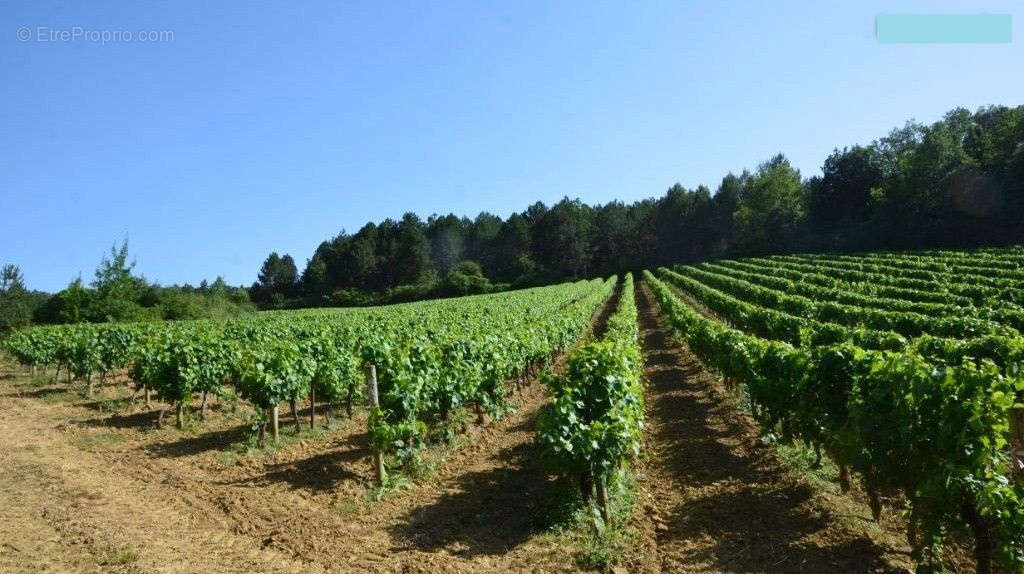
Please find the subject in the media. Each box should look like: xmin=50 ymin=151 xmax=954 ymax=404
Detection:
xmin=250 ymin=105 xmax=1024 ymax=309
xmin=3 ymin=104 xmax=1022 ymax=325
xmin=0 ymin=241 xmax=254 ymax=334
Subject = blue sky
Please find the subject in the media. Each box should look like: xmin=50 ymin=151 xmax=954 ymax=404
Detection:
xmin=2 ymin=1 xmax=1022 ymax=292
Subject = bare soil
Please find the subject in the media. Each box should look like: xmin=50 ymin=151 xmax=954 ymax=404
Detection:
xmin=626 ymin=281 xmax=915 ymax=573
xmin=0 ymin=365 xmax=593 ymax=573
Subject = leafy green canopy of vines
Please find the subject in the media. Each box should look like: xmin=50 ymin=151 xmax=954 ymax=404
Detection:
xmin=537 ymin=274 xmax=645 ymax=515
xmin=645 ymin=270 xmax=1024 ymax=571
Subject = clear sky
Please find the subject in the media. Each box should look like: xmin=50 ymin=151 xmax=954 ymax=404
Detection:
xmin=2 ymin=1 xmax=1022 ymax=292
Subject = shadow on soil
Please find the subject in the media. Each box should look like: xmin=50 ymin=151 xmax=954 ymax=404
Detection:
xmin=81 ymin=409 xmax=163 ymax=430
xmin=77 ymin=397 xmax=136 ymax=413
xmin=219 ymin=431 xmax=371 ymax=492
xmin=388 ymin=441 xmax=570 ymax=558
xmin=145 ymin=424 xmax=254 ymax=457
xmin=591 ymin=277 xmax=623 ymax=339
xmin=638 ymin=284 xmax=900 ymax=573
xmin=227 ymin=446 xmax=367 ymax=492
xmin=1 ymin=385 xmax=74 ymax=399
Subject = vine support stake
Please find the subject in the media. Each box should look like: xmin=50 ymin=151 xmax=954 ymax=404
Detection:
xmin=838 ymin=464 xmax=851 ymax=493
xmin=270 ymin=405 xmax=280 ymax=443
xmin=1011 ymin=407 xmax=1024 ymax=483
xmin=595 ymin=474 xmax=610 ymax=525
xmin=309 ymin=384 xmax=315 ymax=429
xmin=366 ymin=364 xmax=386 ymax=485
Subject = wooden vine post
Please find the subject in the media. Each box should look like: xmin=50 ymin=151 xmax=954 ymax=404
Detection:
xmin=595 ymin=474 xmax=610 ymax=525
xmin=1011 ymin=407 xmax=1024 ymax=483
xmin=270 ymin=404 xmax=280 ymax=443
xmin=309 ymin=384 xmax=316 ymax=429
xmin=366 ymin=364 xmax=386 ymax=485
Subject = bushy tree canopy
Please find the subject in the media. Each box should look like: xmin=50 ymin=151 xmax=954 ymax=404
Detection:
xmin=21 ymin=244 xmax=254 ymax=327
xmin=0 ymin=264 xmax=32 ymax=333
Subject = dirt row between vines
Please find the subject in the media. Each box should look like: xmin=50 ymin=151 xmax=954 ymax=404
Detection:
xmin=629 ymin=281 xmax=915 ymax=573
xmin=0 ymin=285 xmax=624 ymax=574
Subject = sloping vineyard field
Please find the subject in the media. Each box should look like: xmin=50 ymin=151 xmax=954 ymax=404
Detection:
xmin=647 ymin=246 xmax=1024 ymax=573
xmin=4 ymin=247 xmax=1024 ymax=572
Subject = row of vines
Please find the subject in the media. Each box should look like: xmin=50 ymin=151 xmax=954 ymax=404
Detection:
xmin=645 ymin=245 xmax=1024 ymax=573
xmin=6 ymin=242 xmax=1022 ymax=570
xmin=3 ymin=278 xmax=616 ymax=475
xmin=537 ymin=273 xmax=645 ymax=523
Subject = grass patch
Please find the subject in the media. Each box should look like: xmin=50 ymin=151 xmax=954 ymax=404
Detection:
xmin=534 ymin=470 xmax=640 ymax=572
xmin=26 ymin=371 xmax=59 ymax=387
xmin=99 ymin=545 xmax=139 ymax=567
xmin=364 ymin=449 xmax=437 ymax=500
xmin=226 ymin=412 xmax=353 ymax=458
xmin=425 ymin=407 xmax=473 ymax=444
xmin=775 ymin=441 xmax=840 ymax=492
xmin=69 ymin=430 xmax=122 ymax=451
xmin=216 ymin=388 xmax=242 ymax=417
xmin=369 ymin=472 xmax=414 ymax=501
xmin=403 ymin=452 xmax=437 ymax=481
xmin=94 ymin=397 xmax=132 ymax=413
xmin=214 ymin=450 xmax=239 ymax=468
xmin=329 ymin=495 xmax=364 ymax=518
xmin=383 ymin=405 xmax=511 ymax=488
xmin=574 ymin=470 xmax=639 ymax=572
xmin=39 ymin=388 xmax=78 ymax=404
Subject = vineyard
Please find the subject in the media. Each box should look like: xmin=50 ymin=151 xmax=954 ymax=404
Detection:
xmin=1 ymin=248 xmax=1023 ymax=572
xmin=648 ymin=246 xmax=1024 ymax=573
xmin=4 ymin=278 xmax=615 ymax=463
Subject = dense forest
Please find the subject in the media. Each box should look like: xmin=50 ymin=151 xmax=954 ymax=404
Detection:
xmin=250 ymin=105 xmax=1024 ymax=309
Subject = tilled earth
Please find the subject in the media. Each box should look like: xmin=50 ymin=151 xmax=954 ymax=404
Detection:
xmin=0 ymin=367 xmax=582 ymax=574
